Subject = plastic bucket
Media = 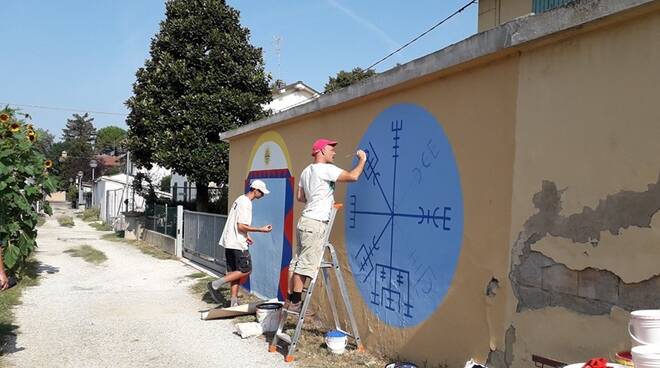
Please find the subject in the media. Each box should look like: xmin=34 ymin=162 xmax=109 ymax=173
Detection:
xmin=632 ymin=344 xmax=660 ymax=368
xmin=255 ymin=303 xmax=282 ymax=333
xmin=325 ymin=330 xmax=347 ymax=354
xmin=629 ymin=310 xmax=660 ymax=346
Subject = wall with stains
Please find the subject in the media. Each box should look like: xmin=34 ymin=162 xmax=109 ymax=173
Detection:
xmin=508 ymin=9 xmax=660 ymax=367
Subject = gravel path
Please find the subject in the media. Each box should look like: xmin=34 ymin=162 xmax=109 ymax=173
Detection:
xmin=4 ymin=203 xmax=290 ymax=368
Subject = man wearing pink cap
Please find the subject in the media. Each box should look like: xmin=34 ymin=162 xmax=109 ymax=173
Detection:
xmin=287 ymin=138 xmax=367 ymax=311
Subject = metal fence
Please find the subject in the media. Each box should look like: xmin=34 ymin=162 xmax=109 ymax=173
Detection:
xmin=182 ymin=210 xmax=227 ymax=274
xmin=144 ymin=204 xmax=177 ymax=238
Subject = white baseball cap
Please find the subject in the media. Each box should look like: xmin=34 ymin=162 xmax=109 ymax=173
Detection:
xmin=250 ymin=179 xmax=270 ymax=195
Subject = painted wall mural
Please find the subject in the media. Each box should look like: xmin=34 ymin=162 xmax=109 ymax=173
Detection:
xmin=345 ymin=103 xmax=464 ymax=328
xmin=244 ymin=131 xmax=294 ymax=300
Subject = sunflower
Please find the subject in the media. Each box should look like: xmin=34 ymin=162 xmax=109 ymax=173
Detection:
xmin=44 ymin=160 xmax=53 ymax=169
xmin=27 ymin=124 xmax=34 ymax=130
xmin=28 ymin=130 xmax=37 ymax=142
xmin=0 ymin=113 xmax=9 ymax=123
xmin=10 ymin=122 xmax=20 ymax=132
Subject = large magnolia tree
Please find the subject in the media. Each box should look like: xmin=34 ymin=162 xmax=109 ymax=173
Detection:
xmin=126 ymin=0 xmax=271 ymax=211
xmin=0 ymin=108 xmax=57 ymax=274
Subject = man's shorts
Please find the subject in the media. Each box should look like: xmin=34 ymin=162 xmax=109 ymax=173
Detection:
xmin=225 ymin=249 xmax=252 ymax=273
xmin=290 ymin=216 xmax=328 ymax=278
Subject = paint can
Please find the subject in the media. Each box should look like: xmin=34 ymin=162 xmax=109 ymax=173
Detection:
xmin=629 ymin=310 xmax=660 ymax=346
xmin=255 ymin=302 xmax=282 ymax=333
xmin=325 ymin=330 xmax=347 ymax=354
xmin=632 ymin=344 xmax=660 ymax=368
xmin=614 ymin=351 xmax=633 ymax=367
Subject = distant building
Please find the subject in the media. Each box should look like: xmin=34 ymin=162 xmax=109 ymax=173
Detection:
xmin=263 ymin=81 xmax=320 ymax=114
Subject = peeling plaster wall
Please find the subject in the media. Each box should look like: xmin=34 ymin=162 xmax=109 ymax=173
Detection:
xmin=509 ymin=8 xmax=660 ymax=367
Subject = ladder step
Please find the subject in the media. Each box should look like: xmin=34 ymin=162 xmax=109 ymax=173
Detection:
xmin=319 ymin=262 xmax=334 ymax=268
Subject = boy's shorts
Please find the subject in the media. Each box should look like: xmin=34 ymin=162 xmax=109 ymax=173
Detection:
xmin=225 ymin=249 xmax=252 ymax=273
xmin=290 ymin=217 xmax=328 ymax=278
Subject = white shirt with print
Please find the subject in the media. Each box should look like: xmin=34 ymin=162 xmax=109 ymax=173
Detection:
xmin=299 ymin=163 xmax=343 ymax=222
xmin=219 ymin=194 xmax=252 ymax=251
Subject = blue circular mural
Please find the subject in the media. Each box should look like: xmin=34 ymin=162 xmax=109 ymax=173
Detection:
xmin=345 ymin=103 xmax=464 ymax=328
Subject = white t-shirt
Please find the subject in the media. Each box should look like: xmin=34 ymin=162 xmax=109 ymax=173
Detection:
xmin=299 ymin=163 xmax=343 ymax=222
xmin=219 ymin=194 xmax=252 ymax=251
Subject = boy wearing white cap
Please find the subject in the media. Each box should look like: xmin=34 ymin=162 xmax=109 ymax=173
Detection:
xmin=208 ymin=179 xmax=273 ymax=306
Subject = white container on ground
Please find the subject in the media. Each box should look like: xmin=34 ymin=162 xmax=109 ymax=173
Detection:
xmin=325 ymin=330 xmax=347 ymax=354
xmin=629 ymin=310 xmax=660 ymax=346
xmin=255 ymin=302 xmax=282 ymax=333
xmin=632 ymin=344 xmax=660 ymax=368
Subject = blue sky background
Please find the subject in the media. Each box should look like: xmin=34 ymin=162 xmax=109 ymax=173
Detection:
xmin=0 ymin=0 xmax=477 ymax=139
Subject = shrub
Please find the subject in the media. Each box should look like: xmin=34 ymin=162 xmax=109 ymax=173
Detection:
xmin=0 ymin=108 xmax=57 ymax=274
xmin=57 ymin=216 xmax=74 ymax=227
xmin=82 ymin=207 xmax=100 ymax=222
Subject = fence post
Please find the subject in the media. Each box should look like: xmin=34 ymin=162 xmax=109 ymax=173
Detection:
xmin=175 ymin=205 xmax=183 ymax=258
xmin=164 ymin=203 xmax=168 ymax=236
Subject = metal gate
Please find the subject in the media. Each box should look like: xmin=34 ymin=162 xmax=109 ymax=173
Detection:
xmin=182 ymin=210 xmax=227 ymax=274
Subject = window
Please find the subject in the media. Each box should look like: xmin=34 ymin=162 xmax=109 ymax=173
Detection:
xmin=533 ymin=0 xmax=574 ymax=13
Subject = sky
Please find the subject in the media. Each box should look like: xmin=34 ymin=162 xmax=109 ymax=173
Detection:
xmin=0 ymin=0 xmax=477 ymax=140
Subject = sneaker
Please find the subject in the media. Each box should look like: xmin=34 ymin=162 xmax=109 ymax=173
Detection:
xmin=286 ymin=301 xmax=302 ymax=313
xmin=230 ymin=297 xmax=239 ymax=307
xmin=206 ymin=282 xmax=223 ymax=305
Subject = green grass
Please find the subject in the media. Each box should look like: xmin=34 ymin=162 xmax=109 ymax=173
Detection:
xmin=64 ymin=245 xmax=107 ymax=265
xmin=101 ymin=233 xmax=125 ymax=242
xmin=0 ymin=259 xmax=40 ymax=360
xmin=186 ymin=272 xmax=207 ymax=279
xmin=57 ymin=215 xmax=74 ymax=227
xmin=89 ymin=222 xmax=113 ymax=231
xmin=81 ymin=208 xmax=100 ymax=222
xmin=100 ymin=233 xmax=175 ymax=260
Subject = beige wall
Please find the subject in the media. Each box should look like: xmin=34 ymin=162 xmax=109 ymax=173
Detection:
xmin=229 ymin=57 xmax=519 ymax=366
xmin=509 ymin=9 xmax=660 ymax=367
xmin=478 ymin=0 xmax=532 ymax=32
xmin=227 ymin=5 xmax=660 ymax=367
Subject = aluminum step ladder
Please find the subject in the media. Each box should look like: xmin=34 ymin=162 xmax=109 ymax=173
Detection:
xmin=269 ymin=203 xmax=364 ymax=362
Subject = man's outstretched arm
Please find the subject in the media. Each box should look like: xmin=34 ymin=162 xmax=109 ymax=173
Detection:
xmin=337 ymin=150 xmax=367 ymax=182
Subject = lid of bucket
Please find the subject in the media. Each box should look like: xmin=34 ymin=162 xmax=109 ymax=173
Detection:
xmin=631 ymin=310 xmax=660 ymax=319
xmin=385 ymin=363 xmax=418 ymax=368
xmin=256 ymin=302 xmax=282 ymax=310
xmin=326 ymin=330 xmax=346 ymax=338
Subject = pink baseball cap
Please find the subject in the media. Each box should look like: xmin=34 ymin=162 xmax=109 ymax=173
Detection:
xmin=311 ymin=138 xmax=337 ymax=156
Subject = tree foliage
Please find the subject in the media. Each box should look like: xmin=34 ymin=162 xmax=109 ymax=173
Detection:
xmin=0 ymin=108 xmax=57 ymax=274
xmin=58 ymin=113 xmax=98 ymax=187
xmin=125 ymin=0 xmax=272 ymax=211
xmin=33 ymin=128 xmax=54 ymax=156
xmin=95 ymin=126 xmax=126 ymax=155
xmin=324 ymin=67 xmax=377 ymax=93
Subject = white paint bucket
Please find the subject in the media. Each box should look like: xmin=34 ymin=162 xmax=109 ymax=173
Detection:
xmin=255 ymin=303 xmax=282 ymax=333
xmin=629 ymin=310 xmax=660 ymax=346
xmin=325 ymin=330 xmax=347 ymax=354
xmin=632 ymin=344 xmax=660 ymax=368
